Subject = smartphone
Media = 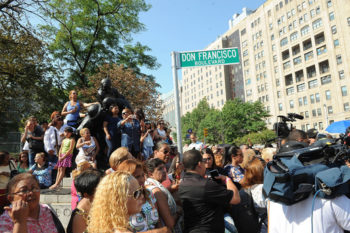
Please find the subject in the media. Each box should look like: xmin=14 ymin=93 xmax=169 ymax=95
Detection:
xmin=209 ymin=169 xmax=219 ymax=178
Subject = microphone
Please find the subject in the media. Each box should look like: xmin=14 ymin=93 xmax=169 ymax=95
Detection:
xmin=287 ymin=113 xmax=304 ymax=120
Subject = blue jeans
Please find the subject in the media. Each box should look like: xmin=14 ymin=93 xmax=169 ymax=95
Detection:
xmin=142 ymin=146 xmax=153 ymax=160
xmin=224 ymin=213 xmax=238 ymax=233
xmin=106 ymin=136 xmax=119 ymax=159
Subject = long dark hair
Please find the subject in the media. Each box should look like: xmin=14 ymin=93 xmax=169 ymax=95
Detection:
xmin=19 ymin=151 xmax=29 ymax=167
xmin=201 ymin=148 xmax=217 ymax=169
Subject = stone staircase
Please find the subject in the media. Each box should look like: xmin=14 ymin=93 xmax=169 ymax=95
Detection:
xmin=40 ymin=177 xmax=73 ymax=229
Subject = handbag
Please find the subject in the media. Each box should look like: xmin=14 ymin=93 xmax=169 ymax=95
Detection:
xmin=9 ymin=161 xmax=19 ymax=178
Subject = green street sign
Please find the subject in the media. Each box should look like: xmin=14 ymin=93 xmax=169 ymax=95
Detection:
xmin=179 ymin=47 xmax=239 ymax=68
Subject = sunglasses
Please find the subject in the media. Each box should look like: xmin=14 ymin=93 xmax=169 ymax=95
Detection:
xmin=162 ymin=150 xmax=170 ymax=154
xmin=12 ymin=187 xmax=40 ymax=196
xmin=122 ymin=112 xmax=129 ymax=115
xmin=202 ymin=158 xmax=212 ymax=162
xmin=129 ymin=187 xmax=144 ymax=200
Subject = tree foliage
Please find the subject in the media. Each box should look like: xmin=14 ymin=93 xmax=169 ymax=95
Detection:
xmin=78 ymin=64 xmax=163 ymax=121
xmin=181 ymin=99 xmax=212 ymax=143
xmin=39 ymin=0 xmax=159 ymax=86
xmin=222 ymin=99 xmax=270 ymax=143
xmin=181 ymin=98 xmax=270 ymax=144
xmin=0 ymin=23 xmax=66 ymax=130
xmin=233 ymin=129 xmax=276 ymax=146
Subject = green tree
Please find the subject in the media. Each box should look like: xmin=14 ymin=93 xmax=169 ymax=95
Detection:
xmin=39 ymin=0 xmax=159 ymax=86
xmin=181 ymin=98 xmax=211 ymax=143
xmin=198 ymin=109 xmax=225 ymax=144
xmin=0 ymin=23 xmax=66 ymax=131
xmin=221 ymin=99 xmax=270 ymax=143
xmin=233 ymin=129 xmax=276 ymax=145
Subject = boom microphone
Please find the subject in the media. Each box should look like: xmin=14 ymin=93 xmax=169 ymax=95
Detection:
xmin=287 ymin=113 xmax=304 ymax=120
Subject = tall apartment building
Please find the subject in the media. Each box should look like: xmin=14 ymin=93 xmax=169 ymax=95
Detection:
xmin=180 ymin=8 xmax=253 ymax=115
xmin=161 ymin=90 xmax=177 ymax=129
xmin=232 ymin=0 xmax=350 ymax=131
xmin=180 ymin=0 xmax=350 ymax=131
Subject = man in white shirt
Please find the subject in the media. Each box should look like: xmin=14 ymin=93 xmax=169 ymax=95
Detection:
xmin=268 ymin=194 xmax=350 ymax=233
xmin=188 ymin=133 xmax=203 ymax=151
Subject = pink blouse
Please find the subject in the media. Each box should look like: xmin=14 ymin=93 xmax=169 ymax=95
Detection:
xmin=0 ymin=203 xmax=58 ymax=233
xmin=71 ymin=180 xmax=79 ymax=210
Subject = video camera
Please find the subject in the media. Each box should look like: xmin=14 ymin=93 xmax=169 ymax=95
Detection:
xmin=274 ymin=133 xmax=350 ymax=166
xmin=273 ymin=113 xmax=304 ymax=138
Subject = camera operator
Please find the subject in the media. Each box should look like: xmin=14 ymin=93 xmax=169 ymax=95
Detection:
xmin=278 ymin=129 xmax=309 ymax=153
xmin=307 ymin=128 xmax=318 ymax=145
xmin=178 ymin=149 xmax=240 ymax=233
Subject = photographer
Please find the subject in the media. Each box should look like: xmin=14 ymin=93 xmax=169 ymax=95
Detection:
xmin=278 ymin=129 xmax=309 ymax=153
xmin=141 ymin=119 xmax=154 ymax=160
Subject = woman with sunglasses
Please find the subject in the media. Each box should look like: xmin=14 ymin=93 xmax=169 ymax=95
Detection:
xmin=0 ymin=173 xmax=64 ymax=233
xmin=118 ymin=159 xmax=169 ymax=232
xmin=117 ymin=108 xmax=141 ymax=158
xmin=87 ymin=171 xmax=145 ymax=233
xmin=145 ymin=158 xmax=182 ymax=233
xmin=200 ymin=148 xmax=226 ymax=180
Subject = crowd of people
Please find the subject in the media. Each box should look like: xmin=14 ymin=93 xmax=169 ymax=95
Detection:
xmin=0 ymin=89 xmax=350 ymax=233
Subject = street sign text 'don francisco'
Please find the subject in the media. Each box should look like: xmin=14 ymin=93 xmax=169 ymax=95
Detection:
xmin=179 ymin=47 xmax=239 ymax=68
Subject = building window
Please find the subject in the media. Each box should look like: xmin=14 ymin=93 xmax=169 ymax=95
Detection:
xmin=305 ymin=111 xmax=310 ymax=118
xmin=283 ymin=61 xmax=291 ymax=70
xmin=308 ymin=79 xmax=318 ymax=88
xmin=243 ymin=50 xmax=248 ymax=57
xmin=327 ymin=0 xmax=332 ymax=7
xmin=290 ymin=100 xmax=294 ymax=108
xmin=339 ymin=70 xmax=345 ymax=79
xmin=298 ymin=97 xmax=303 ymax=106
xmin=241 ymin=28 xmax=246 ymax=36
xmin=304 ymin=51 xmax=314 ymax=61
xmin=273 ymin=55 xmax=277 ymax=62
xmin=301 ymin=25 xmax=310 ymax=36
xmin=315 ymin=93 xmax=320 ymax=102
xmin=344 ymin=103 xmax=350 ymax=112
xmin=336 ymin=55 xmax=342 ymax=64
xmin=348 ymin=17 xmax=350 ymax=26
xmin=329 ymin=12 xmax=335 ymax=21
xmin=280 ymin=37 xmax=288 ymax=47
xmin=277 ymin=91 xmax=281 ymax=98
xmin=325 ymin=90 xmax=331 ymax=100
xmin=286 ymin=87 xmax=295 ymax=95
xmin=328 ymin=106 xmax=333 ymax=114
xmin=312 ymin=18 xmax=323 ymax=30
xmin=312 ymin=109 xmax=317 ymax=117
xmin=310 ymin=9 xmax=316 ymax=18
xmin=297 ymin=83 xmax=306 ymax=92
xmin=276 ymin=79 xmax=280 ymax=86
xmin=279 ymin=103 xmax=283 ymax=111
xmin=334 ymin=39 xmax=339 ymax=47
xmin=321 ymin=75 xmax=332 ymax=85
xmin=316 ymin=45 xmax=327 ymax=56
xmin=331 ymin=25 xmax=337 ymax=34
xmin=310 ymin=94 xmax=315 ymax=103
xmin=290 ymin=32 xmax=298 ymax=41
xmin=271 ymin=34 xmax=275 ymax=41
xmin=341 ymin=86 xmax=348 ymax=96
xmin=293 ymin=56 xmax=302 ymax=65
xmin=317 ymin=108 xmax=322 ymax=116
xmin=303 ymin=96 xmax=308 ymax=105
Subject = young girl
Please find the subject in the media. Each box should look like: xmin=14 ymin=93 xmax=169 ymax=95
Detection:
xmin=50 ymin=127 xmax=75 ymax=189
xmin=76 ymin=128 xmax=99 ymax=169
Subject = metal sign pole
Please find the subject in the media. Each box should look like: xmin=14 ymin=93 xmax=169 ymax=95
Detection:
xmin=171 ymin=51 xmax=183 ymax=160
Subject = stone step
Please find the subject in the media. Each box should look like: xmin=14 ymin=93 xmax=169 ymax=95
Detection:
xmin=62 ymin=177 xmax=73 ymax=188
xmin=40 ymin=188 xmax=72 ymax=229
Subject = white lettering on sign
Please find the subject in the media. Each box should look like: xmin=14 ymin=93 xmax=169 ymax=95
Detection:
xmin=181 ymin=53 xmax=195 ymax=62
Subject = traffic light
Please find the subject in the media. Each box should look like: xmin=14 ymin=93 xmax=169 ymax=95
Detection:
xmin=203 ymin=128 xmax=208 ymax=137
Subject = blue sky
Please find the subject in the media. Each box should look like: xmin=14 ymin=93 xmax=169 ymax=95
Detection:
xmin=134 ymin=0 xmax=266 ymax=95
